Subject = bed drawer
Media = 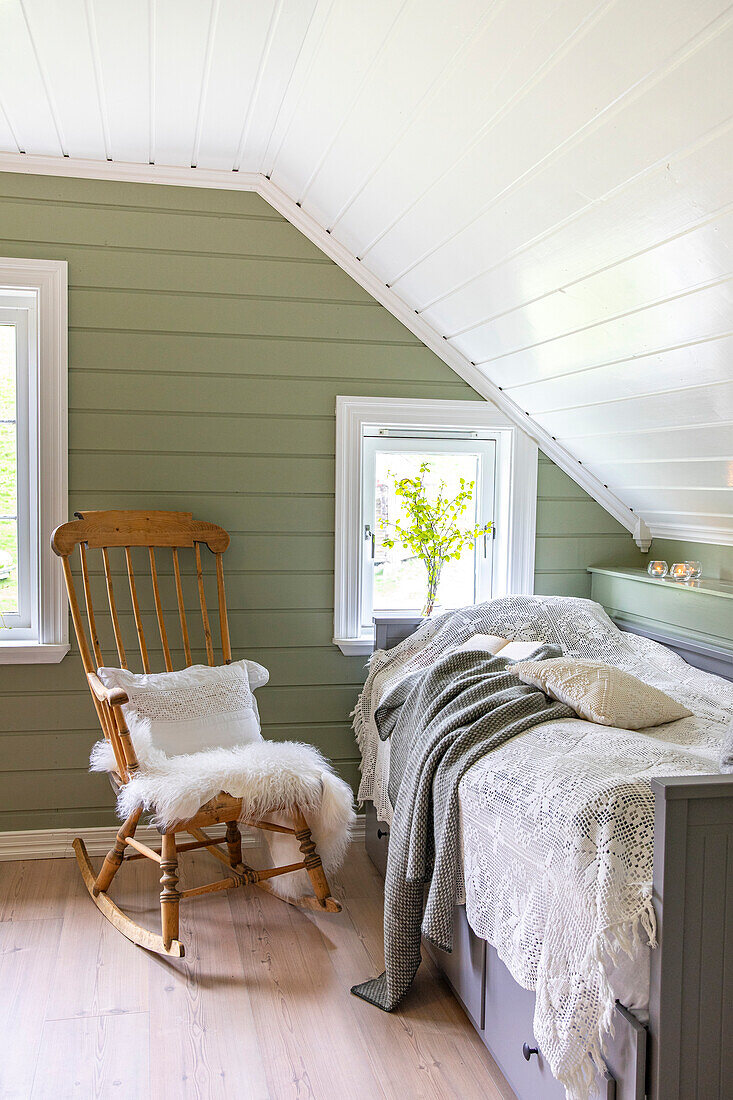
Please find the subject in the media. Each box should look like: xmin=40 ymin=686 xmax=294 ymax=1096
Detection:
xmin=423 ymin=904 xmax=486 ymax=1031
xmin=483 ymin=944 xmax=569 ymax=1100
xmin=364 ymin=801 xmax=390 ymax=878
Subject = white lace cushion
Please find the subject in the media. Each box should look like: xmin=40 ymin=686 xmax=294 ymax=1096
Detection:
xmin=512 ymin=657 xmax=692 ymax=729
xmin=97 ymin=658 xmax=268 ymax=757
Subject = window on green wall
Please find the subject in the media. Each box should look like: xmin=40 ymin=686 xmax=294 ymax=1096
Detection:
xmin=0 ymin=260 xmax=69 ymax=663
xmin=334 ymin=396 xmax=539 ymax=655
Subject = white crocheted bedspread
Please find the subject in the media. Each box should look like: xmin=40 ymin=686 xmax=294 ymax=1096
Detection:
xmin=354 ymin=596 xmax=733 ymax=1100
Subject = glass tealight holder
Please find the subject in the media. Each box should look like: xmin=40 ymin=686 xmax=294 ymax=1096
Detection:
xmin=647 ymin=561 xmax=668 ymax=578
xmin=669 ymin=562 xmax=688 ymax=581
xmin=684 ymin=561 xmax=702 ymax=579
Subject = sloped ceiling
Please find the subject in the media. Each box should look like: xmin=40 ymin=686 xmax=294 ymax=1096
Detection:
xmin=0 ymin=0 xmax=731 ymax=546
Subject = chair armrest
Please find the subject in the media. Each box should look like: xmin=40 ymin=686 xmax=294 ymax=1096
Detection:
xmin=87 ymin=672 xmax=128 ymax=707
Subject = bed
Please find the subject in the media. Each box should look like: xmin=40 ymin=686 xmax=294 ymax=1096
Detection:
xmin=357 ymin=596 xmax=733 ymax=1100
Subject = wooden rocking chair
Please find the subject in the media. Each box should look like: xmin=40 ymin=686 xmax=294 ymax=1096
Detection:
xmin=51 ymin=509 xmax=341 ymax=959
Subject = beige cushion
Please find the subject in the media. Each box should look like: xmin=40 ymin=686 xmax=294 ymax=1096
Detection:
xmin=512 ymin=657 xmax=692 ymax=729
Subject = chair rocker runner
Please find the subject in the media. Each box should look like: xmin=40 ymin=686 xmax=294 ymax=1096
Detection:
xmin=52 ymin=509 xmax=342 ymax=959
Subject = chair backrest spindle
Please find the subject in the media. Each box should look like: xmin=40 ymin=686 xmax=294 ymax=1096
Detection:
xmin=195 ymin=542 xmax=215 ymax=666
xmin=171 ymin=548 xmax=192 ymax=667
xmin=79 ymin=542 xmax=103 ymax=668
xmin=148 ymin=547 xmax=172 ymax=671
xmin=101 ymin=547 xmax=127 ymax=668
xmin=125 ymin=546 xmax=151 ymax=673
xmin=216 ymin=553 xmax=232 ymax=664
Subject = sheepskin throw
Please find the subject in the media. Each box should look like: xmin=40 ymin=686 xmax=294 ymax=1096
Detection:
xmin=91 ymin=730 xmax=355 ymax=900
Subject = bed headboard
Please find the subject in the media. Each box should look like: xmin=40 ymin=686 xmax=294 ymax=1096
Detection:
xmin=613 ymin=616 xmax=733 ymax=682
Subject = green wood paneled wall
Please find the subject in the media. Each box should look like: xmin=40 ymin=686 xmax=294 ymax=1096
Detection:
xmin=0 ymin=172 xmax=639 ymax=831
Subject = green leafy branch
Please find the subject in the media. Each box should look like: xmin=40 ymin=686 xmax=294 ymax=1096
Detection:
xmin=379 ymin=461 xmax=491 ymax=616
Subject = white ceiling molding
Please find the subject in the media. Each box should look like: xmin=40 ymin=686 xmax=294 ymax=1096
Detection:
xmin=0 ymin=147 xmax=653 ymax=548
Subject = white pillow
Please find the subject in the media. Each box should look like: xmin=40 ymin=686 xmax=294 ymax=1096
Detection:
xmin=499 ymin=641 xmax=548 ymax=662
xmin=452 ymin=634 xmax=508 ymax=655
xmin=97 ymin=658 xmax=268 ymax=758
xmin=512 ymin=657 xmax=692 ymax=730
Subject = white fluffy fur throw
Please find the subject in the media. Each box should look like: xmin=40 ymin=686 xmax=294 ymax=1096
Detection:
xmin=91 ymin=724 xmax=355 ymax=900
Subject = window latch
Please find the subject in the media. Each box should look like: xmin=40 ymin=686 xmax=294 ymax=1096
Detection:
xmin=364 ymin=524 xmax=375 ymax=559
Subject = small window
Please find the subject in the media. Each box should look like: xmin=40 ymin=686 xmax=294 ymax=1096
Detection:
xmin=0 ymin=295 xmax=36 ymax=636
xmin=0 ymin=259 xmax=68 ymax=663
xmin=361 ymin=429 xmax=496 ymax=627
xmin=334 ymin=397 xmax=538 ymax=655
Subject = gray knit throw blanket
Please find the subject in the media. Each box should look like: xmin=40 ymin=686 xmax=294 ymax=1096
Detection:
xmin=351 ymin=644 xmax=572 ymax=1012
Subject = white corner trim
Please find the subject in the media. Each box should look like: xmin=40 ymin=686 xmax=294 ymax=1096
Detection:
xmin=648 ymin=522 xmax=733 ymax=546
xmin=0 ymin=151 xmax=260 ymax=192
xmin=0 ymin=642 xmax=70 ymax=663
xmin=0 ymin=257 xmax=68 ymax=660
xmin=0 ymin=152 xmax=646 ymax=546
xmin=0 ymin=815 xmax=366 ymax=861
xmin=334 ymin=396 xmax=537 ymax=654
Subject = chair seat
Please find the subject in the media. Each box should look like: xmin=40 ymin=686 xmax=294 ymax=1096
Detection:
xmin=91 ymin=735 xmax=355 ymax=890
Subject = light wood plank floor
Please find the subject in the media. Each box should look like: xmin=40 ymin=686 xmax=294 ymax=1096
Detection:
xmin=0 ymin=840 xmax=515 ymax=1100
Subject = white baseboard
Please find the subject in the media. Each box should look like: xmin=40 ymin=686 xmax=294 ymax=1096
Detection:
xmin=0 ymin=815 xmax=365 ymax=862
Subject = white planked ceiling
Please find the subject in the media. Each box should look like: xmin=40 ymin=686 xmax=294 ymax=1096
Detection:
xmin=0 ymin=0 xmax=731 ymax=545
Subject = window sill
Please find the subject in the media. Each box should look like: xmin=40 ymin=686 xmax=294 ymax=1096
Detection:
xmin=0 ymin=642 xmax=70 ymax=664
xmin=333 ymin=635 xmax=375 ymax=657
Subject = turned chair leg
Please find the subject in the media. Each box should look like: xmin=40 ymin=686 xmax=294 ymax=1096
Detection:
xmin=225 ymin=820 xmax=243 ymax=868
xmin=293 ymin=809 xmax=333 ymax=906
xmin=93 ymin=807 xmax=143 ymax=896
xmin=160 ymin=832 xmax=181 ymax=950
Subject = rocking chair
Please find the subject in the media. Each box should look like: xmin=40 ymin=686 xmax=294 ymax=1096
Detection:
xmin=51 ymin=509 xmax=341 ymax=958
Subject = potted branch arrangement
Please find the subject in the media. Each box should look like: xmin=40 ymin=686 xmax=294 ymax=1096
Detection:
xmin=379 ymin=461 xmax=492 ymax=617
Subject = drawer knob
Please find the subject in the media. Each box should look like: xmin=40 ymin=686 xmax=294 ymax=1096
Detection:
xmin=377 ymin=828 xmax=390 ymax=839
xmin=522 ymin=1043 xmax=539 ymax=1062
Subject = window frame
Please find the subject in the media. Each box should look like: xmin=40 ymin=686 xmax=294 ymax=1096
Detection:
xmin=360 ymin=431 xmax=497 ymax=628
xmin=0 ymin=258 xmax=68 ymax=664
xmin=334 ymin=396 xmax=538 ymax=655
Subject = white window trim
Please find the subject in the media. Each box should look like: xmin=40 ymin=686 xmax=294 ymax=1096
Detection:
xmin=334 ymin=396 xmax=538 ymax=656
xmin=0 ymin=258 xmax=69 ymax=663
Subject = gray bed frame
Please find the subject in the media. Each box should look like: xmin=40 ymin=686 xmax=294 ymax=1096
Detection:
xmin=365 ymin=616 xmax=733 ymax=1100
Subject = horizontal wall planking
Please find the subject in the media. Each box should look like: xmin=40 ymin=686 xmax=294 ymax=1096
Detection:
xmin=0 ymin=806 xmax=119 ymax=832
xmin=0 ymin=201 xmax=327 ymax=262
xmin=0 ymin=769 xmax=113 ymax=814
xmin=537 ymin=463 xmax=596 ymax=499
xmin=69 ymin=411 xmax=337 ymax=457
xmin=69 ymin=452 xmax=335 ymax=496
xmin=70 ymin=373 xmax=471 ymax=417
xmin=534 ymin=534 xmax=638 ymax=571
xmin=1 ymin=239 xmax=375 ymax=302
xmin=534 ymin=572 xmax=592 ymax=598
xmin=0 ymin=646 xmax=367 ymax=695
xmin=536 ymin=499 xmax=631 ymax=537
xmin=0 ymin=171 xmax=274 ymax=216
xmin=68 ymin=329 xmax=458 ymax=384
xmin=73 ymin=532 xmax=336 ymax=573
xmin=69 ymin=287 xmax=416 ymax=345
xmin=0 ymin=684 xmax=360 ymax=732
xmin=0 ymin=756 xmax=363 ymax=813
xmin=65 ymin=568 xmax=334 ymax=611
xmin=0 ymin=722 xmax=359 ymax=771
xmin=68 ymin=492 xmax=336 ymax=534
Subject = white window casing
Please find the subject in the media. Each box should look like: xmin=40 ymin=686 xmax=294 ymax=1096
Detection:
xmin=0 ymin=258 xmax=68 ymax=663
xmin=334 ymin=396 xmax=538 ymax=656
